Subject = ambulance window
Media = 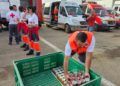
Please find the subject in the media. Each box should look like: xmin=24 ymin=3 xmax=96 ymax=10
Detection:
xmin=44 ymin=7 xmax=50 ymax=15
xmin=114 ymin=6 xmax=118 ymax=11
xmin=60 ymin=7 xmax=67 ymax=16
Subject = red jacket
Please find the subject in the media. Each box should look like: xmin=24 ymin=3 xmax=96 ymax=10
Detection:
xmin=18 ymin=22 xmax=28 ymax=34
xmin=87 ymin=16 xmax=96 ymax=26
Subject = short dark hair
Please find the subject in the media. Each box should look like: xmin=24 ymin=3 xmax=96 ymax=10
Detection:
xmin=19 ymin=6 xmax=24 ymax=12
xmin=13 ymin=5 xmax=16 ymax=7
xmin=28 ymin=6 xmax=36 ymax=13
xmin=9 ymin=6 xmax=13 ymax=10
xmin=76 ymin=32 xmax=87 ymax=43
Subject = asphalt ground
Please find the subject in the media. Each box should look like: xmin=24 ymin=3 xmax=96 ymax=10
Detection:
xmin=0 ymin=26 xmax=120 ymax=86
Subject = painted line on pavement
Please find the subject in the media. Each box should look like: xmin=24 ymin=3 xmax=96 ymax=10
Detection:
xmin=40 ymin=36 xmax=117 ymax=86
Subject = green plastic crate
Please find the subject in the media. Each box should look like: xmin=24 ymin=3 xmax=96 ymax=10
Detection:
xmin=13 ymin=52 xmax=101 ymax=86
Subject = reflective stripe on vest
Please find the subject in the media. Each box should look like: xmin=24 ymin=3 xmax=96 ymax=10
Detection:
xmin=69 ymin=31 xmax=93 ymax=54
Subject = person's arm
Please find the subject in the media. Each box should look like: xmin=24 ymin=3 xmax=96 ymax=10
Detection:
xmin=6 ymin=13 xmax=9 ymax=21
xmin=64 ymin=42 xmax=72 ymax=80
xmin=64 ymin=55 xmax=69 ymax=75
xmin=86 ymin=14 xmax=92 ymax=21
xmin=16 ymin=12 xmax=20 ymax=23
xmin=85 ymin=36 xmax=95 ymax=74
xmin=85 ymin=52 xmax=93 ymax=73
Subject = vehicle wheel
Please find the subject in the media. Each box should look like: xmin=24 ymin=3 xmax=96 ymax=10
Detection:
xmin=64 ymin=24 xmax=71 ymax=33
xmin=46 ymin=24 xmax=51 ymax=27
xmin=115 ymin=23 xmax=120 ymax=29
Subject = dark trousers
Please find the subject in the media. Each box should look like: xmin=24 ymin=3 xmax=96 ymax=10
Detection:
xmin=71 ymin=52 xmax=86 ymax=63
xmin=9 ymin=24 xmax=19 ymax=43
xmin=30 ymin=33 xmax=39 ymax=42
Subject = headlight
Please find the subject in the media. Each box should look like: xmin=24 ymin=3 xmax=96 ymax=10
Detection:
xmin=103 ymin=21 xmax=108 ymax=24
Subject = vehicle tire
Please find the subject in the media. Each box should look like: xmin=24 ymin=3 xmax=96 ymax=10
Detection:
xmin=64 ymin=24 xmax=71 ymax=33
xmin=115 ymin=23 xmax=120 ymax=29
xmin=46 ymin=24 xmax=51 ymax=27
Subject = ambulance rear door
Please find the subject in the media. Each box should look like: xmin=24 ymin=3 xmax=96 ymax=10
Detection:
xmin=43 ymin=2 xmax=51 ymax=25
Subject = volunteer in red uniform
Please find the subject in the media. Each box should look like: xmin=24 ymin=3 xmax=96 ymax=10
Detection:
xmin=64 ymin=31 xmax=95 ymax=82
xmin=18 ymin=7 xmax=30 ymax=51
xmin=6 ymin=6 xmax=19 ymax=45
xmin=26 ymin=6 xmax=41 ymax=56
xmin=86 ymin=11 xmax=97 ymax=32
xmin=53 ymin=5 xmax=58 ymax=23
xmin=87 ymin=10 xmax=102 ymax=32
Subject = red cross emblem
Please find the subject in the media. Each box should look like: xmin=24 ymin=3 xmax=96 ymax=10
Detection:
xmin=10 ymin=13 xmax=15 ymax=18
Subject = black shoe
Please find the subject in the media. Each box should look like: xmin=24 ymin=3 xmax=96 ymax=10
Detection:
xmin=36 ymin=52 xmax=41 ymax=56
xmin=0 ymin=29 xmax=2 ymax=32
xmin=26 ymin=49 xmax=34 ymax=55
xmin=24 ymin=45 xmax=29 ymax=51
xmin=9 ymin=42 xmax=12 ymax=45
xmin=9 ymin=37 xmax=12 ymax=45
xmin=21 ymin=44 xmax=26 ymax=48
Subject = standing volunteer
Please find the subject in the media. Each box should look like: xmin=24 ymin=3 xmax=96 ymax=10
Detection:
xmin=64 ymin=31 xmax=95 ymax=81
xmin=26 ymin=6 xmax=41 ymax=56
xmin=6 ymin=6 xmax=19 ymax=45
xmin=18 ymin=7 xmax=30 ymax=51
xmin=86 ymin=11 xmax=97 ymax=32
xmin=53 ymin=5 xmax=58 ymax=23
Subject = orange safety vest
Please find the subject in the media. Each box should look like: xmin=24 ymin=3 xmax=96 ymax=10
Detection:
xmin=69 ymin=31 xmax=93 ymax=54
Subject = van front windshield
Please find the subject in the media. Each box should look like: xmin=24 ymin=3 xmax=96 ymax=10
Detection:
xmin=66 ymin=6 xmax=82 ymax=16
xmin=94 ymin=8 xmax=108 ymax=17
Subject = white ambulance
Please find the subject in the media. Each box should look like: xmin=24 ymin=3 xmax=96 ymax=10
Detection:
xmin=113 ymin=1 xmax=120 ymax=14
xmin=43 ymin=0 xmax=88 ymax=33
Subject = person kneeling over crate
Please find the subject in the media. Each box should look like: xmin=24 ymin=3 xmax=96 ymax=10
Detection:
xmin=64 ymin=31 xmax=95 ymax=83
xmin=26 ymin=6 xmax=41 ymax=56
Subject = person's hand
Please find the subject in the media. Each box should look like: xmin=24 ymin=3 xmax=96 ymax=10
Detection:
xmin=28 ymin=24 xmax=32 ymax=28
xmin=64 ymin=73 xmax=71 ymax=84
xmin=85 ymin=72 xmax=90 ymax=82
xmin=65 ymin=73 xmax=69 ymax=80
